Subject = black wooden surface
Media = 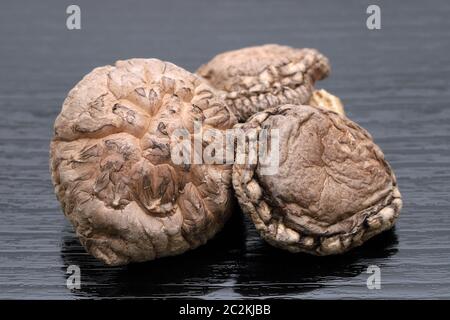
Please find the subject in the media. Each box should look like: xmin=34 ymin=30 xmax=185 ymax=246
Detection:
xmin=0 ymin=0 xmax=449 ymax=299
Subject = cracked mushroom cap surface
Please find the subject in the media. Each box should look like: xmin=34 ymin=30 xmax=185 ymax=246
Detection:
xmin=50 ymin=58 xmax=237 ymax=265
xmin=197 ymin=44 xmax=331 ymax=122
xmin=232 ymin=104 xmax=402 ymax=255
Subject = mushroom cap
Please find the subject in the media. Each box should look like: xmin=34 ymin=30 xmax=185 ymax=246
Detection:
xmin=309 ymin=89 xmax=345 ymax=116
xmin=232 ymin=104 xmax=402 ymax=255
xmin=50 ymin=58 xmax=237 ymax=265
xmin=197 ymin=44 xmax=330 ymax=121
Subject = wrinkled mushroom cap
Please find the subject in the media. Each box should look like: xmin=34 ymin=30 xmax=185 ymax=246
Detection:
xmin=50 ymin=58 xmax=237 ymax=265
xmin=197 ymin=44 xmax=330 ymax=121
xmin=232 ymin=104 xmax=402 ymax=255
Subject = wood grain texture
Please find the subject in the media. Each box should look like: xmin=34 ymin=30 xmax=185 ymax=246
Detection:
xmin=0 ymin=0 xmax=449 ymax=299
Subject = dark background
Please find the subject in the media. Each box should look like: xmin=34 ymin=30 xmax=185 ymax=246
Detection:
xmin=1 ymin=0 xmax=449 ymax=299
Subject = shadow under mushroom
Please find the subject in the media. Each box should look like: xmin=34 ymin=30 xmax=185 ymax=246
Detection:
xmin=233 ymin=217 xmax=398 ymax=297
xmin=60 ymin=210 xmax=398 ymax=298
xmin=60 ymin=210 xmax=247 ymax=298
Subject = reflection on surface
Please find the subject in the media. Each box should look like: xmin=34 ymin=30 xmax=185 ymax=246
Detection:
xmin=234 ymin=223 xmax=398 ymax=297
xmin=61 ymin=210 xmax=398 ymax=298
xmin=61 ymin=211 xmax=247 ymax=298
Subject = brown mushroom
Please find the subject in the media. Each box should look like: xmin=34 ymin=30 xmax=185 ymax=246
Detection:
xmin=197 ymin=44 xmax=330 ymax=121
xmin=232 ymin=104 xmax=402 ymax=255
xmin=50 ymin=58 xmax=237 ymax=265
xmin=309 ymin=89 xmax=345 ymax=116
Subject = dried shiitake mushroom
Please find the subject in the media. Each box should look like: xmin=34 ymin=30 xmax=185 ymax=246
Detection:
xmin=197 ymin=44 xmax=330 ymax=121
xmin=309 ymin=89 xmax=345 ymax=116
xmin=232 ymin=104 xmax=402 ymax=255
xmin=50 ymin=58 xmax=237 ymax=265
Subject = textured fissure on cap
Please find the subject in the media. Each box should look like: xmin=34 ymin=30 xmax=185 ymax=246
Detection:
xmin=225 ymin=80 xmax=316 ymax=122
xmin=50 ymin=58 xmax=237 ymax=265
xmin=232 ymin=104 xmax=402 ymax=255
